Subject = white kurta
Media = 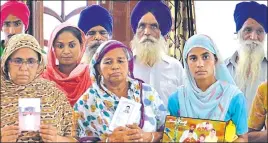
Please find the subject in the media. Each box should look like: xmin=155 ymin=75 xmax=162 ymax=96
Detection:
xmin=225 ymin=52 xmax=268 ymax=112
xmin=133 ymin=55 xmax=185 ymax=105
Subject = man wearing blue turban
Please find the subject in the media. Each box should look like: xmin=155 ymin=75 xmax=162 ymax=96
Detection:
xmin=78 ymin=5 xmax=113 ymax=63
xmin=225 ymin=2 xmax=267 ymax=141
xmin=130 ymin=0 xmax=184 ymax=106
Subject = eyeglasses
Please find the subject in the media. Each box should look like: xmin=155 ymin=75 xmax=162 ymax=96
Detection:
xmin=9 ymin=58 xmax=39 ymax=67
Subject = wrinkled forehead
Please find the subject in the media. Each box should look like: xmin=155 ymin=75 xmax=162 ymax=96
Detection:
xmin=241 ymin=18 xmax=265 ymax=31
xmin=138 ymin=12 xmax=159 ymax=25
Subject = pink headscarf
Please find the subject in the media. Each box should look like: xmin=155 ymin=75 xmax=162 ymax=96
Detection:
xmin=42 ymin=22 xmax=91 ymax=106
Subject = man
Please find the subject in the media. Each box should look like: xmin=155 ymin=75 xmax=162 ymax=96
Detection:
xmin=179 ymin=124 xmax=198 ymax=142
xmin=130 ymin=1 xmax=184 ymax=105
xmin=248 ymin=81 xmax=267 ymax=142
xmin=78 ymin=4 xmax=113 ymax=63
xmin=225 ymin=1 xmax=267 ymax=111
xmin=0 ymin=1 xmax=30 ymax=58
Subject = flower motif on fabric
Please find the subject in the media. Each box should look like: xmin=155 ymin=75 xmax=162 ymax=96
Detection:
xmin=91 ymin=105 xmax=97 ymax=112
xmin=83 ymin=93 xmax=89 ymax=102
xmin=145 ymin=114 xmax=156 ymax=125
xmin=103 ymin=100 xmax=113 ymax=109
xmin=158 ymin=104 xmax=166 ymax=111
xmin=97 ymin=116 xmax=103 ymax=124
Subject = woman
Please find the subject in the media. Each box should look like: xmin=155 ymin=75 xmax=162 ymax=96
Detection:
xmin=0 ymin=34 xmax=76 ymax=142
xmin=248 ymin=81 xmax=267 ymax=142
xmin=168 ymin=34 xmax=248 ymax=142
xmin=42 ymin=22 xmax=91 ymax=106
xmin=74 ymin=40 xmax=167 ymax=142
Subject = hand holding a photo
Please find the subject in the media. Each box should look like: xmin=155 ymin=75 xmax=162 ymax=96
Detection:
xmin=126 ymin=123 xmax=154 ymax=142
xmin=108 ymin=126 xmax=126 ymax=142
xmin=40 ymin=124 xmax=57 ymax=142
xmin=1 ymin=125 xmax=20 ymax=142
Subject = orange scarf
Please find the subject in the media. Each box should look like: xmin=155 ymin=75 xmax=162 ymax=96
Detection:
xmin=42 ymin=22 xmax=91 ymax=106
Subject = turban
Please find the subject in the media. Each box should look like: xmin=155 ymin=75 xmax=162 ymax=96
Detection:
xmin=78 ymin=5 xmax=113 ymax=35
xmin=0 ymin=0 xmax=30 ymax=30
xmin=131 ymin=0 xmax=172 ymax=36
xmin=234 ymin=1 xmax=267 ymax=33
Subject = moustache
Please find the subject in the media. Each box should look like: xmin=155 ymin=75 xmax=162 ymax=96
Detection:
xmin=87 ymin=41 xmax=103 ymax=49
xmin=8 ymin=34 xmax=15 ymax=39
xmin=139 ymin=36 xmax=157 ymax=43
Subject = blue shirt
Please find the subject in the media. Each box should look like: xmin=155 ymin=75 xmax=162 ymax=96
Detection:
xmin=168 ymin=91 xmax=248 ymax=135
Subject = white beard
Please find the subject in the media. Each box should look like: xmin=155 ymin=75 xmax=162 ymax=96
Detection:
xmin=130 ymin=35 xmax=167 ymax=67
xmin=235 ymin=37 xmax=265 ymax=91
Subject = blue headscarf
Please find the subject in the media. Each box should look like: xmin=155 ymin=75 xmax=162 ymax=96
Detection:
xmin=178 ymin=34 xmax=242 ymax=120
xmin=234 ymin=1 xmax=267 ymax=33
xmin=78 ymin=5 xmax=113 ymax=35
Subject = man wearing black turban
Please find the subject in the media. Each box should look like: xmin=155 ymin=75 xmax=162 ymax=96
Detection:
xmin=78 ymin=5 xmax=113 ymax=63
xmin=130 ymin=0 xmax=184 ymax=106
xmin=225 ymin=3 xmax=267 ymax=141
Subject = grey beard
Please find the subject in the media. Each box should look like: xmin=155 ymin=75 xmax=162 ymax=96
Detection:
xmin=86 ymin=46 xmax=98 ymax=63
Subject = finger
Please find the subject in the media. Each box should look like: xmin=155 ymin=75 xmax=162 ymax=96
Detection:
xmin=126 ymin=128 xmax=139 ymax=135
xmin=126 ymin=124 xmax=139 ymax=129
xmin=40 ymin=133 xmax=54 ymax=142
xmin=3 ymin=135 xmax=19 ymax=142
xmin=114 ymin=126 xmax=126 ymax=131
xmin=127 ymin=133 xmax=143 ymax=140
xmin=40 ymin=124 xmax=49 ymax=129
xmin=1 ymin=125 xmax=19 ymax=132
xmin=2 ymin=130 xmax=20 ymax=137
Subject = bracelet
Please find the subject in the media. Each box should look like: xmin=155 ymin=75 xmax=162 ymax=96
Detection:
xmin=150 ymin=132 xmax=154 ymax=142
xmin=105 ymin=136 xmax=109 ymax=143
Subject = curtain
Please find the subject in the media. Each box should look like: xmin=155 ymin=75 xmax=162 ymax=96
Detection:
xmin=166 ymin=0 xmax=196 ymax=65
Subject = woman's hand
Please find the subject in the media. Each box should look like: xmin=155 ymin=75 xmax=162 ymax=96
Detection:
xmin=125 ymin=124 xmax=152 ymax=142
xmin=1 ymin=125 xmax=19 ymax=142
xmin=40 ymin=124 xmax=58 ymax=142
xmin=108 ymin=126 xmax=126 ymax=142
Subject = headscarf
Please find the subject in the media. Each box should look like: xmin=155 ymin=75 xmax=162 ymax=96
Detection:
xmin=42 ymin=22 xmax=91 ymax=107
xmin=178 ymin=34 xmax=242 ymax=120
xmin=0 ymin=33 xmax=73 ymax=142
xmin=234 ymin=1 xmax=267 ymax=33
xmin=1 ymin=0 xmax=30 ymax=30
xmin=78 ymin=5 xmax=113 ymax=35
xmin=1 ymin=33 xmax=44 ymax=78
xmin=74 ymin=40 xmax=146 ymax=138
xmin=130 ymin=0 xmax=172 ymax=36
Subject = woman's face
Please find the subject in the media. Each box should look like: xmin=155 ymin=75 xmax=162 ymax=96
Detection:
xmin=98 ymin=48 xmax=129 ymax=85
xmin=54 ymin=31 xmax=81 ymax=65
xmin=187 ymin=47 xmax=216 ymax=81
xmin=8 ymin=48 xmax=40 ymax=85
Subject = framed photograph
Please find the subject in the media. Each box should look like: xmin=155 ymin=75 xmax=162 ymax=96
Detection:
xmin=109 ymin=97 xmax=141 ymax=131
xmin=19 ymin=98 xmax=41 ymax=132
xmin=162 ymin=115 xmax=227 ymax=142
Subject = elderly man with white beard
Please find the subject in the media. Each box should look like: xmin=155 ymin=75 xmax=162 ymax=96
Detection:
xmin=130 ymin=1 xmax=184 ymax=105
xmin=225 ymin=1 xmax=267 ymax=112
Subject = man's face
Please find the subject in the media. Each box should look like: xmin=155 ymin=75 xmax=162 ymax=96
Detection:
xmin=2 ymin=14 xmax=25 ymax=42
xmin=85 ymin=25 xmax=109 ymax=50
xmin=136 ymin=12 xmax=160 ymax=42
xmin=240 ymin=18 xmax=265 ymax=43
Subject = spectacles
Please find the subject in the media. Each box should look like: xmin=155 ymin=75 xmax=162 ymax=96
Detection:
xmin=9 ymin=58 xmax=39 ymax=67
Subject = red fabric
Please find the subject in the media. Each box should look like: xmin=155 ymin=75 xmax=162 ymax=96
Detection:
xmin=42 ymin=22 xmax=92 ymax=107
xmin=1 ymin=0 xmax=30 ymax=30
